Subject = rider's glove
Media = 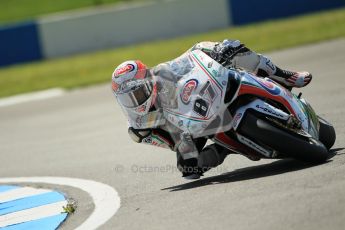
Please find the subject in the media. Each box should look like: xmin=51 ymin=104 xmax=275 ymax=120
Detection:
xmin=211 ymin=39 xmax=245 ymax=66
xmin=128 ymin=127 xmax=151 ymax=143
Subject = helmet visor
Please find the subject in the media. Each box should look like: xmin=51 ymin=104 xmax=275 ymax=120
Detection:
xmin=116 ymin=79 xmax=153 ymax=108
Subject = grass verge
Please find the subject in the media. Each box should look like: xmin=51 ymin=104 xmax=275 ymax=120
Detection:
xmin=0 ymin=7 xmax=345 ymax=98
xmin=0 ymin=0 xmax=145 ymax=25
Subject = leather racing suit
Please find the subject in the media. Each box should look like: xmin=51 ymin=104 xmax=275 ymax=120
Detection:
xmin=127 ymin=40 xmax=312 ymax=179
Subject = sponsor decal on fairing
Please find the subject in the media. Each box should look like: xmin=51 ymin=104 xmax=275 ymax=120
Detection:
xmin=237 ymin=134 xmax=272 ymax=157
xmin=251 ymin=76 xmax=281 ymax=96
xmin=255 ymin=104 xmax=285 ymax=118
xmin=193 ymin=98 xmax=209 ymax=117
xmin=232 ymin=112 xmax=243 ymax=128
xmin=180 ymin=79 xmax=198 ymax=104
xmin=199 ymin=81 xmax=217 ymax=102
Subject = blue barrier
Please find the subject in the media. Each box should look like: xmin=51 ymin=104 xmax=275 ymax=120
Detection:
xmin=0 ymin=21 xmax=42 ymax=67
xmin=0 ymin=0 xmax=345 ymax=67
xmin=229 ymin=0 xmax=345 ymax=25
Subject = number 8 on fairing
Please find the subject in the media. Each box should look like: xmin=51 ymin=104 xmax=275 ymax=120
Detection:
xmin=193 ymin=98 xmax=209 ymax=117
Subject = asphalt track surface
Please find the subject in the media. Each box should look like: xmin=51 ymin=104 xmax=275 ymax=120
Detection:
xmin=0 ymin=39 xmax=345 ymax=230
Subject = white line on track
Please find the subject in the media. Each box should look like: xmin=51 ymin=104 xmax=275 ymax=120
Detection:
xmin=0 ymin=177 xmax=121 ymax=230
xmin=0 ymin=201 xmax=68 ymax=227
xmin=0 ymin=88 xmax=65 ymax=108
xmin=0 ymin=187 xmax=51 ymax=203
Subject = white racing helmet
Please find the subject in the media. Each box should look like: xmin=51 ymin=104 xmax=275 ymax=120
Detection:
xmin=112 ymin=60 xmax=156 ymax=116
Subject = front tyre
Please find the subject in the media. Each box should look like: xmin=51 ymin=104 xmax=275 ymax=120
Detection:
xmin=239 ymin=113 xmax=330 ymax=163
xmin=318 ymin=116 xmax=336 ymax=150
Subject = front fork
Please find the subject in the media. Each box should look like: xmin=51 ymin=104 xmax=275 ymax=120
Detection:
xmin=299 ymin=98 xmax=320 ymax=139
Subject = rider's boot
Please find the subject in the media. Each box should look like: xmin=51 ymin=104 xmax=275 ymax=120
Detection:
xmin=254 ymin=55 xmax=312 ymax=89
xmin=181 ymin=144 xmax=229 ymax=180
xmin=197 ymin=144 xmax=229 ymax=174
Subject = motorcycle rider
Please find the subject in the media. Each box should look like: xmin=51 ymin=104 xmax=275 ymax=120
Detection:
xmin=112 ymin=39 xmax=312 ymax=179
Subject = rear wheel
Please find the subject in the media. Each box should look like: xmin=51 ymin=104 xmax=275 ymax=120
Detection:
xmin=318 ymin=116 xmax=336 ymax=150
xmin=239 ymin=113 xmax=330 ymax=163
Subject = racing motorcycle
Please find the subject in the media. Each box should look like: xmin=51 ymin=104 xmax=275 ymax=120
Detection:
xmin=164 ymin=50 xmax=336 ymax=163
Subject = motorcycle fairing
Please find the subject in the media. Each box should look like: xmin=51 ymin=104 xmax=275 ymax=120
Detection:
xmin=231 ymin=99 xmax=290 ymax=130
xmin=236 ymin=72 xmax=310 ymax=133
xmin=163 ymin=50 xmax=233 ymax=137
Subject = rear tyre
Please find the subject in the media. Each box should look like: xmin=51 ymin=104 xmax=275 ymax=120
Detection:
xmin=239 ymin=113 xmax=330 ymax=163
xmin=318 ymin=116 xmax=336 ymax=150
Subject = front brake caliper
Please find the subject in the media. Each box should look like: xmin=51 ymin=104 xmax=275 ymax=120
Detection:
xmin=287 ymin=114 xmax=302 ymax=129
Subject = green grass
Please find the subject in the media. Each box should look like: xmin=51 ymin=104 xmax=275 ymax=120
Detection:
xmin=1 ymin=7 xmax=345 ymax=98
xmin=0 ymin=0 xmax=145 ymax=25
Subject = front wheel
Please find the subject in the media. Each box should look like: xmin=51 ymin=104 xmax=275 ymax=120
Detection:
xmin=318 ymin=116 xmax=336 ymax=150
xmin=239 ymin=113 xmax=331 ymax=163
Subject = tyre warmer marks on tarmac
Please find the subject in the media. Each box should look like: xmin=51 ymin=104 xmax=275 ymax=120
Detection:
xmin=0 ymin=185 xmax=67 ymax=229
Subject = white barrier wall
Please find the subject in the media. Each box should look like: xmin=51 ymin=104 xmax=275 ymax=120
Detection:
xmin=38 ymin=0 xmax=230 ymax=58
xmin=2 ymin=0 xmax=345 ymax=67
